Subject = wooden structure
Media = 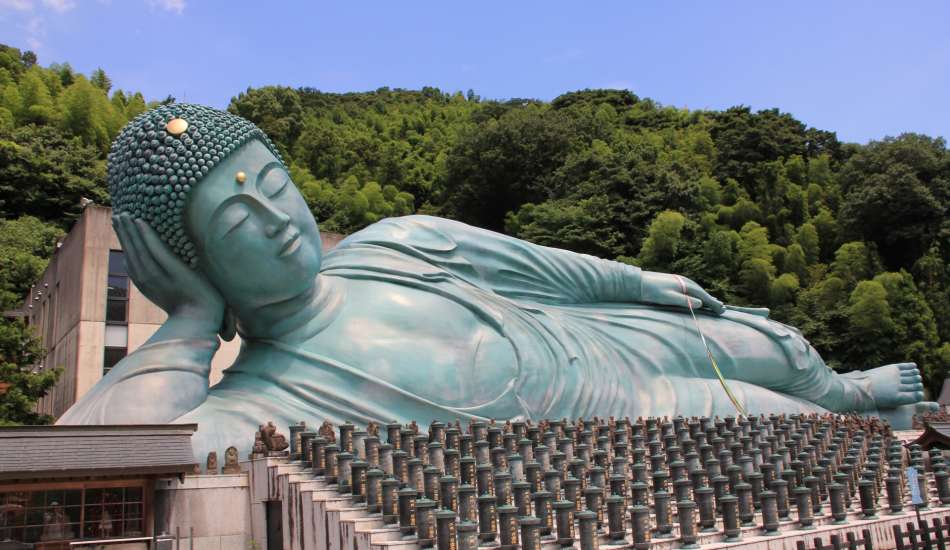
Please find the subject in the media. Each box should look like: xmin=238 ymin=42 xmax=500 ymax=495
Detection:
xmin=796 ymin=529 xmax=874 ymax=550
xmin=0 ymin=424 xmax=196 ymax=549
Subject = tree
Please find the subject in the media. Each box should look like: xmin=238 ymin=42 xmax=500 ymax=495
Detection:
xmin=0 ymin=217 xmax=63 ymax=310
xmin=838 ymin=134 xmax=949 ymax=270
xmin=812 ymin=207 xmax=839 ymax=262
xmin=702 ymin=229 xmax=740 ymax=281
xmin=0 ymin=317 xmax=58 ymax=425
xmin=18 ymin=67 xmax=56 ymax=125
xmin=228 ymin=86 xmax=304 ymax=153
xmin=831 ymin=241 xmax=877 ymax=286
xmin=846 ymin=280 xmax=894 ymax=368
xmin=89 ymin=67 xmax=112 ymax=94
xmin=795 ymin=223 xmax=820 ymax=264
xmin=708 ymin=106 xmax=812 ymax=193
xmin=738 ymin=221 xmax=773 ymax=264
xmin=914 ymin=245 xmax=950 ymax=341
xmin=873 ymin=271 xmax=942 ymax=391
xmin=783 ymin=243 xmax=808 ymax=284
xmin=637 ymin=210 xmax=686 ymax=270
xmin=505 ymin=196 xmax=625 ymax=258
xmin=440 ymin=105 xmax=574 ymax=230
xmin=59 ymin=75 xmax=125 ymax=153
xmin=770 ymin=273 xmax=800 ymax=306
xmin=0 ymin=125 xmax=108 ymax=222
xmin=740 ymin=258 xmax=775 ymax=304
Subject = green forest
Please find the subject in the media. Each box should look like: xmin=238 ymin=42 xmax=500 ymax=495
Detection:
xmin=0 ymin=43 xmax=948 ymax=421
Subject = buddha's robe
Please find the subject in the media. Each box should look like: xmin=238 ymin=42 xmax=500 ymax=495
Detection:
xmin=208 ymin=217 xmax=838 ymax=426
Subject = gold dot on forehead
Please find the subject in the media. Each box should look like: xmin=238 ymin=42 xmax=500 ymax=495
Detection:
xmin=165 ymin=118 xmax=189 ymax=136
xmin=235 ymin=171 xmax=247 ymax=184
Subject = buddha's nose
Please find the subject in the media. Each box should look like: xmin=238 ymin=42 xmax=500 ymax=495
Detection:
xmin=264 ymin=208 xmax=291 ymax=238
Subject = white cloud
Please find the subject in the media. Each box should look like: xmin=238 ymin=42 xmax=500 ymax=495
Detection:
xmin=19 ymin=15 xmax=45 ymax=49
xmin=147 ymin=0 xmax=184 ymax=14
xmin=42 ymin=0 xmax=74 ymax=12
xmin=0 ymin=0 xmax=34 ymax=11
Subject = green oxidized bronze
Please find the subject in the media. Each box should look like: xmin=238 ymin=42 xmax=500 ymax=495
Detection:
xmin=108 ymin=104 xmax=283 ymax=267
xmin=61 ymin=104 xmax=936 ymax=459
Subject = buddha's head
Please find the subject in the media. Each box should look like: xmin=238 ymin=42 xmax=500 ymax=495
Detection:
xmin=108 ymin=104 xmax=322 ymax=308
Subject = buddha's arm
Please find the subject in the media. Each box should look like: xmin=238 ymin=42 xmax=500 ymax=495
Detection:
xmin=339 ymin=215 xmax=640 ymax=304
xmin=344 ymin=215 xmax=721 ymax=311
xmin=58 ymin=215 xmax=227 ymax=424
xmin=57 ymin=320 xmax=219 ymax=424
xmin=444 ymin=219 xmax=644 ymax=304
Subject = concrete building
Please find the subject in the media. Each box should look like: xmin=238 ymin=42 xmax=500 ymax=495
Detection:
xmin=26 ymin=205 xmax=345 ymax=420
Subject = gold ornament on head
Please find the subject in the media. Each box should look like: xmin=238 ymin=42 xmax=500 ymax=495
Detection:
xmin=165 ymin=118 xmax=189 ymax=136
xmin=235 ymin=171 xmax=247 ymax=184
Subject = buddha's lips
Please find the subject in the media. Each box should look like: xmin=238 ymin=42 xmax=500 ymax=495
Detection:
xmin=279 ymin=230 xmax=301 ymax=257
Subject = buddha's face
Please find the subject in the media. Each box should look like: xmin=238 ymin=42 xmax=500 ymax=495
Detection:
xmin=185 ymin=139 xmax=322 ymax=308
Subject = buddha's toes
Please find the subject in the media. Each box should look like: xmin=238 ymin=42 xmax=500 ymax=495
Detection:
xmin=843 ymin=362 xmax=925 ymax=409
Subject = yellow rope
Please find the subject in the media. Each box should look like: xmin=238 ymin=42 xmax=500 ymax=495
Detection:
xmin=676 ymin=275 xmax=746 ymax=416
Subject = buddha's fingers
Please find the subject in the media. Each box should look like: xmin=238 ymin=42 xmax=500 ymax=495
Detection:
xmin=134 ymin=218 xmax=190 ymax=278
xmin=113 ymin=216 xmax=144 ymax=283
xmin=682 ymin=277 xmax=725 ymax=314
xmin=120 ymin=215 xmax=164 ymax=279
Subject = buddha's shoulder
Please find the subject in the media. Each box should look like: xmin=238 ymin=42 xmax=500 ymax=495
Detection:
xmin=335 ymin=215 xmax=476 ymax=253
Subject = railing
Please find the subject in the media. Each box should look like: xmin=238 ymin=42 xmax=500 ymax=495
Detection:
xmin=68 ymin=531 xmax=182 ymax=549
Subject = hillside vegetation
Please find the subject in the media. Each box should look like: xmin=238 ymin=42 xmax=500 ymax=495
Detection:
xmin=1 ymin=44 xmax=947 ymax=403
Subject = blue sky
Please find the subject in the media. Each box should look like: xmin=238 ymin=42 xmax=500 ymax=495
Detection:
xmin=0 ymin=1 xmax=947 ymax=143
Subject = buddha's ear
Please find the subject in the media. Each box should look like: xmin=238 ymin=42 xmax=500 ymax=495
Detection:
xmin=219 ymin=306 xmax=237 ymax=341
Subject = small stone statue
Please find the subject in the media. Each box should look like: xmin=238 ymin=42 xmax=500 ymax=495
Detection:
xmin=262 ymin=421 xmax=289 ymax=452
xmin=222 ymin=446 xmax=241 ymax=474
xmin=366 ymin=421 xmax=379 ymax=437
xmin=409 ymin=420 xmax=419 ymax=435
xmin=251 ymin=431 xmax=266 ymax=457
xmin=206 ymin=451 xmax=218 ymax=474
xmin=319 ymin=420 xmax=336 ymax=442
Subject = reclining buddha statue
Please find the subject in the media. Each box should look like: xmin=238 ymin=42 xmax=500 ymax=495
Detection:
xmin=58 ymin=104 xmax=935 ymax=457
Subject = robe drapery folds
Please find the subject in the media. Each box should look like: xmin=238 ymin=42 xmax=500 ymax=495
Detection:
xmin=279 ymin=216 xmax=833 ymax=421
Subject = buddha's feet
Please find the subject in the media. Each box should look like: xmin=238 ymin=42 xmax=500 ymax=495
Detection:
xmin=877 ymin=401 xmax=939 ymax=429
xmin=841 ymin=362 xmax=924 ymax=410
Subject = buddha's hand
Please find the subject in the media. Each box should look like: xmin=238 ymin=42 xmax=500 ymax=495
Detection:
xmin=640 ymin=271 xmax=725 ymax=315
xmin=114 ymin=213 xmax=226 ymax=336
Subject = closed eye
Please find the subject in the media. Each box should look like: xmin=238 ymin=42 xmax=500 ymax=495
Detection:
xmin=258 ymin=165 xmax=290 ymax=199
xmin=268 ymin=177 xmax=289 ymax=199
xmin=222 ymin=211 xmax=249 ymax=237
xmin=217 ymin=203 xmax=250 ymax=239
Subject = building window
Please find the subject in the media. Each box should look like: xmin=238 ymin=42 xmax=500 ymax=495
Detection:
xmin=0 ymin=485 xmax=145 ymax=546
xmin=104 ymin=251 xmax=129 ymax=376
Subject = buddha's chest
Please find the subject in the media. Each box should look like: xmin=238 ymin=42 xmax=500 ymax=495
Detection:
xmin=302 ymin=279 xmax=519 ymax=408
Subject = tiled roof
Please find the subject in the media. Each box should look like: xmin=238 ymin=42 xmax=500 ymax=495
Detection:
xmin=0 ymin=424 xmax=197 ymax=481
xmin=910 ymin=422 xmax=950 ymax=449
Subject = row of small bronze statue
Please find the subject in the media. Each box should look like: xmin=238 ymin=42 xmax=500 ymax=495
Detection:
xmin=202 ymin=412 xmax=895 ymax=476
xmin=266 ymin=412 xmax=943 ymax=550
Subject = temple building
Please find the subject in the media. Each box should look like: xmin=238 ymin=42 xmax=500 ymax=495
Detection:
xmin=21 ymin=205 xmax=345 ymax=420
xmin=0 ymin=424 xmax=197 ymax=550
